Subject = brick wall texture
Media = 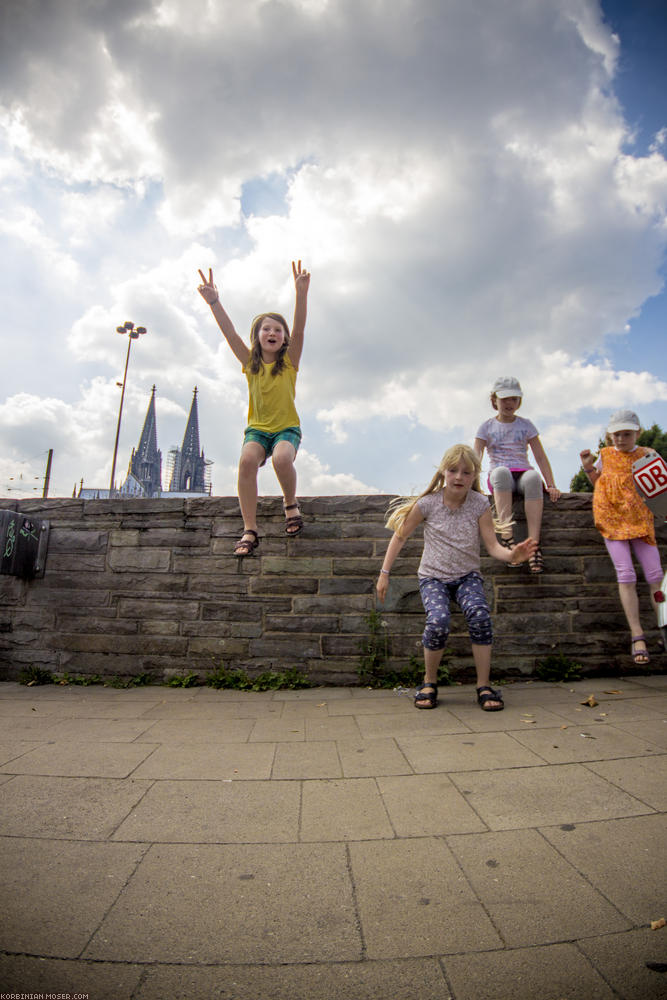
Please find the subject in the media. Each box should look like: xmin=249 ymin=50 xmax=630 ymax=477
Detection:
xmin=1 ymin=494 xmax=665 ymax=683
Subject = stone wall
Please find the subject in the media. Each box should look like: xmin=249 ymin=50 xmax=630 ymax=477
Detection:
xmin=0 ymin=494 xmax=665 ymax=684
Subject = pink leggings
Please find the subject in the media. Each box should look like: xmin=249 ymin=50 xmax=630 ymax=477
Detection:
xmin=603 ymin=538 xmax=663 ymax=585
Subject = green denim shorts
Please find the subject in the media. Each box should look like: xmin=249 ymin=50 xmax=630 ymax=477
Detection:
xmin=242 ymin=425 xmax=302 ymax=465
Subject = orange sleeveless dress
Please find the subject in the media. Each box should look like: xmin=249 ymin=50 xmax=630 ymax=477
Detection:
xmin=592 ymin=447 xmax=656 ymax=545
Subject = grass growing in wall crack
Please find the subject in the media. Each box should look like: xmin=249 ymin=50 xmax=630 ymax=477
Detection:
xmin=535 ymin=651 xmax=583 ymax=683
xmin=206 ymin=663 xmax=310 ymax=691
xmin=358 ymin=611 xmax=452 ymax=688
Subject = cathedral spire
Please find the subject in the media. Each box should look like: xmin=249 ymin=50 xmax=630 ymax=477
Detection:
xmin=168 ymin=387 xmax=210 ymax=493
xmin=128 ymin=385 xmax=162 ymax=496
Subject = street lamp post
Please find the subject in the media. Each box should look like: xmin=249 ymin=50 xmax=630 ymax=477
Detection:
xmin=109 ymin=321 xmax=147 ymax=496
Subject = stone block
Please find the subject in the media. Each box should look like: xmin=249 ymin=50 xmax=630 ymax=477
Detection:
xmin=172 ymin=554 xmax=258 ymax=575
xmin=319 ymin=577 xmax=375 ymax=595
xmin=187 ymin=637 xmax=250 ymax=656
xmin=45 ymin=553 xmax=107 ymax=572
xmin=49 ymin=529 xmax=109 ymax=552
xmin=263 ymin=556 xmax=332 ymax=576
xmin=250 ymin=637 xmax=322 ymax=658
xmin=51 ymin=634 xmax=188 ymax=655
xmin=117 ymin=599 xmax=199 ymax=620
xmin=265 ymin=615 xmax=338 ymax=633
xmin=293 ymin=595 xmax=373 ymax=614
xmin=108 ymin=549 xmax=171 ymax=572
xmin=249 ymin=577 xmax=318 ymax=596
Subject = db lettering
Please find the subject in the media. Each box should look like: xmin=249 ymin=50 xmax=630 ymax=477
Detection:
xmin=636 ymin=460 xmax=667 ymax=497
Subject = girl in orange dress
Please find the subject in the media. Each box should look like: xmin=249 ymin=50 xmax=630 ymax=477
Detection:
xmin=580 ymin=409 xmax=664 ymax=664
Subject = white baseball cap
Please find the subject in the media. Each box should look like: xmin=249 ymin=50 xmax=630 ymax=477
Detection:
xmin=607 ymin=409 xmax=640 ymax=433
xmin=492 ymin=376 xmax=523 ymax=399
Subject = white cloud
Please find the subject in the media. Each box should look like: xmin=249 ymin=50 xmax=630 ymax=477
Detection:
xmin=0 ymin=0 xmax=666 ymax=500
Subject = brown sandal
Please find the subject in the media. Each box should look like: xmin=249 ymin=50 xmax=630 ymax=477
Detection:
xmin=284 ymin=503 xmax=304 ymax=536
xmin=528 ymin=545 xmax=544 ymax=574
xmin=234 ymin=529 xmax=260 ymax=556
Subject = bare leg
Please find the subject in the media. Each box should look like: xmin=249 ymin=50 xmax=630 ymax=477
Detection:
xmin=237 ymin=442 xmax=265 ymax=533
xmin=493 ymin=489 xmax=513 ymax=538
xmin=472 ymin=643 xmax=502 ymax=709
xmin=524 ymin=496 xmax=544 ymax=542
xmin=271 ymin=441 xmax=298 ymax=508
xmin=618 ymin=582 xmax=648 ymax=661
xmin=415 ymin=647 xmax=445 ymax=707
xmin=272 ymin=441 xmax=302 ymax=533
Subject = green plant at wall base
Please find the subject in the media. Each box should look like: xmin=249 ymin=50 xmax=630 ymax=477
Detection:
xmin=535 ymin=651 xmax=582 ymax=683
xmin=19 ymin=665 xmax=54 ymax=686
xmin=58 ymin=672 xmax=103 ymax=686
xmin=358 ymin=609 xmax=390 ymax=685
xmin=104 ymin=673 xmax=153 ymax=689
xmin=205 ymin=663 xmax=310 ymax=691
xmin=166 ymin=672 xmax=200 ymax=688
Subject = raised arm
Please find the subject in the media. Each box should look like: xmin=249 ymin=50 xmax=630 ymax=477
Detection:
xmin=579 ymin=449 xmax=601 ymax=486
xmin=478 ymin=508 xmax=537 ymax=564
xmin=376 ymin=503 xmax=424 ymax=603
xmin=197 ymin=268 xmax=250 ymax=367
xmin=287 ymin=260 xmax=310 ymax=369
xmin=528 ymin=436 xmax=560 ymax=502
xmin=473 ymin=438 xmax=486 ymax=460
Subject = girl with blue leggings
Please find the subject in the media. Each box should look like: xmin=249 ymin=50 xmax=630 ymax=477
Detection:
xmin=376 ymin=445 xmax=536 ymax=710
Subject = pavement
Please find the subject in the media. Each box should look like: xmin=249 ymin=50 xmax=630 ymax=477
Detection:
xmin=0 ymin=676 xmax=665 ymax=1000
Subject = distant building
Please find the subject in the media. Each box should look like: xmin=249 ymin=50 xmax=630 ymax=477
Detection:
xmin=166 ymin=388 xmax=211 ymax=495
xmin=127 ymin=385 xmax=162 ymax=497
xmin=77 ymin=387 xmax=212 ymax=499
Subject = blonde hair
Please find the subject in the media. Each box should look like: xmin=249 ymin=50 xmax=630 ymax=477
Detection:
xmin=385 ymin=444 xmax=482 ymax=535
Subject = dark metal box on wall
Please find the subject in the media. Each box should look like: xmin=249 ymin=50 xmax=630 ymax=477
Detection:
xmin=0 ymin=509 xmax=50 ymax=579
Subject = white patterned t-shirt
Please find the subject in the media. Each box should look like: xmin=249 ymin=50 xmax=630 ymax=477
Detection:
xmin=416 ymin=489 xmax=490 ymax=581
xmin=475 ymin=416 xmax=539 ymax=471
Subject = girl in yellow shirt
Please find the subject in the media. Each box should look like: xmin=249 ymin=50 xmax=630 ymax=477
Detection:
xmin=198 ymin=261 xmax=310 ymax=555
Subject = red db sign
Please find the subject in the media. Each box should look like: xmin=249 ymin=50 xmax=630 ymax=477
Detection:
xmin=633 ymin=456 xmax=667 ymax=497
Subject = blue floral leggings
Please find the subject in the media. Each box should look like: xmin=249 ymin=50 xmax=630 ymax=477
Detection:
xmin=419 ymin=571 xmax=493 ymax=650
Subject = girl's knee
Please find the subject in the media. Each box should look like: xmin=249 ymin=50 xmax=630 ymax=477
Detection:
xmin=489 ymin=466 xmax=513 ymax=492
xmin=467 ymin=608 xmax=493 ymax=645
xmin=520 ymin=470 xmax=543 ymax=500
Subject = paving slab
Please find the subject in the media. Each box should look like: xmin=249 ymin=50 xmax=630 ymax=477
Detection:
xmin=585 ymin=754 xmax=667 ymax=810
xmin=449 ymin=761 xmax=655 ymax=829
xmin=136 ymin=957 xmax=450 ymax=1000
xmin=300 ymin=777 xmax=395 ymax=841
xmin=0 ymin=774 xmax=152 ymax=839
xmin=337 ymin=737 xmax=413 ymax=776
xmin=378 ymin=773 xmax=487 ymax=836
xmin=541 ymin=814 xmax=667 ymax=923
xmin=508 ymin=720 xmax=665 ymax=763
xmin=0 ymin=954 xmax=144 ymax=998
xmin=0 ymin=836 xmax=147 ymax=957
xmin=0 ymin=739 xmax=157 ymax=777
xmin=448 ymin=828 xmax=630 ymax=946
xmin=0 ymin=677 xmax=664 ymax=999
xmin=83 ymin=842 xmax=361 ymax=965
xmin=271 ymin=738 xmax=343 ymax=778
xmin=578 ymin=928 xmax=667 ymax=1000
xmin=349 ymin=837 xmax=502 ymax=959
xmin=397 ymin=730 xmax=545 ymax=773
xmin=130 ymin=741 xmax=276 ymax=779
xmin=444 ymin=942 xmax=617 ymax=1000
xmin=111 ymin=778 xmax=301 ymax=843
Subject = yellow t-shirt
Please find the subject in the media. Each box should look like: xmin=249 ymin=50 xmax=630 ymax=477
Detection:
xmin=244 ymin=355 xmax=299 ymax=433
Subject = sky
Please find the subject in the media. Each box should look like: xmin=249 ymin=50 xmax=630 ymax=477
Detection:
xmin=0 ymin=0 xmax=666 ymax=500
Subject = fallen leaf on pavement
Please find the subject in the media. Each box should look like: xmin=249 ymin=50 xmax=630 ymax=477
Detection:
xmin=651 ymin=917 xmax=666 ymax=930
xmin=581 ymin=695 xmax=598 ymax=707
xmin=580 ymin=733 xmax=596 ymax=739
xmin=604 ymin=690 xmax=622 ymax=695
xmin=521 ymin=719 xmax=536 ymax=724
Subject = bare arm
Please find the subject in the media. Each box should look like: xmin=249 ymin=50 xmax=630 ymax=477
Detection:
xmin=376 ymin=503 xmax=424 ymax=603
xmin=287 ymin=260 xmax=310 ymax=369
xmin=473 ymin=437 xmax=486 ymax=461
xmin=579 ymin=449 xmax=601 ymax=486
xmin=479 ymin=508 xmax=537 ymax=564
xmin=197 ymin=268 xmax=250 ymax=367
xmin=528 ymin=436 xmax=560 ymax=501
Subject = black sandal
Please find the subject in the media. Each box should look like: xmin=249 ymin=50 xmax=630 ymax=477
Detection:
xmin=498 ymin=535 xmax=515 ymax=550
xmin=476 ymin=686 xmax=504 ymax=711
xmin=528 ymin=545 xmax=544 ymax=574
xmin=234 ymin=529 xmax=260 ymax=557
xmin=284 ymin=502 xmax=304 ymax=536
xmin=414 ymin=683 xmax=438 ymax=709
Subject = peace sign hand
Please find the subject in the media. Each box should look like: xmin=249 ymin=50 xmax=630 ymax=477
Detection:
xmin=197 ymin=268 xmax=219 ymax=306
xmin=292 ymin=259 xmax=310 ymax=295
